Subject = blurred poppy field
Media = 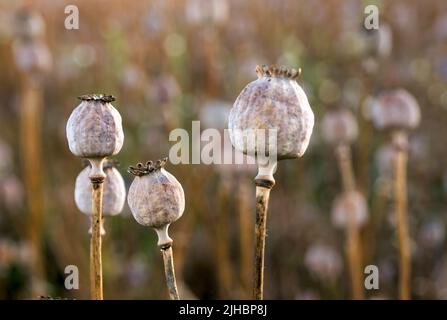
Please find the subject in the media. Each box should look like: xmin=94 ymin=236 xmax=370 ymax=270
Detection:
xmin=0 ymin=0 xmax=447 ymax=300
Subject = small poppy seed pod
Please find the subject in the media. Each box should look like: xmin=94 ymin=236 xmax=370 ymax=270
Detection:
xmin=371 ymin=89 xmax=421 ymax=131
xmin=322 ymin=108 xmax=358 ymax=146
xmin=66 ymin=94 xmax=124 ymax=179
xmin=331 ymin=191 xmax=369 ymax=229
xmin=75 ymin=160 xmax=126 ymax=235
xmin=229 ymin=64 xmax=314 ymax=160
xmin=12 ymin=39 xmax=52 ymax=76
xmin=127 ymin=158 xmax=185 ymax=248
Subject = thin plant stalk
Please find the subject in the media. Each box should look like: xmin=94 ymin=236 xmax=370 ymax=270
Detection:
xmin=336 ymin=145 xmax=364 ymax=300
xmin=19 ymin=80 xmax=45 ymax=297
xmin=392 ymin=131 xmax=410 ymax=300
xmin=253 ymin=162 xmax=276 ymax=300
xmin=161 ymin=246 xmax=180 ymax=300
xmin=88 ymin=159 xmax=105 ymax=300
xmin=237 ymin=178 xmax=253 ymax=299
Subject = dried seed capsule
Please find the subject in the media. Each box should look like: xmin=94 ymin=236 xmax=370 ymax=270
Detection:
xmin=304 ymin=244 xmax=342 ymax=282
xmin=66 ymin=94 xmax=124 ymax=160
xmin=371 ymin=89 xmax=421 ymax=131
xmin=331 ymin=191 xmax=368 ymax=229
xmin=127 ymin=158 xmax=185 ymax=248
xmin=322 ymin=108 xmax=358 ymax=146
xmin=75 ymin=160 xmax=126 ymax=234
xmin=228 ymin=64 xmax=314 ymax=160
xmin=12 ymin=39 xmax=52 ymax=76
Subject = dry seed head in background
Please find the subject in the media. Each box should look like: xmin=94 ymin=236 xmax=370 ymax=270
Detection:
xmin=228 ymin=64 xmax=314 ymax=160
xmin=127 ymin=159 xmax=185 ymax=229
xmin=371 ymin=89 xmax=421 ymax=131
xmin=321 ymin=108 xmax=358 ymax=146
xmin=66 ymin=95 xmax=124 ymax=159
xmin=331 ymin=190 xmax=369 ymax=229
xmin=304 ymin=244 xmax=343 ymax=283
xmin=74 ymin=160 xmax=126 ymax=217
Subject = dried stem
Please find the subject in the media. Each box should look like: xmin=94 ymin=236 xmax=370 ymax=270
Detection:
xmin=161 ymin=246 xmax=180 ymax=300
xmin=19 ymin=80 xmax=45 ymax=297
xmin=90 ymin=180 xmax=104 ymax=300
xmin=237 ymin=178 xmax=253 ymax=299
xmin=88 ymin=158 xmax=106 ymax=300
xmin=336 ymin=145 xmax=364 ymax=300
xmin=253 ymin=184 xmax=272 ymax=300
xmin=392 ymin=131 xmax=410 ymax=300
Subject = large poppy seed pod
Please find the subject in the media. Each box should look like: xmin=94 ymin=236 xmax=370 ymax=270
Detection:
xmin=228 ymin=64 xmax=314 ymax=160
xmin=371 ymin=89 xmax=421 ymax=131
xmin=66 ymin=94 xmax=124 ymax=179
xmin=331 ymin=191 xmax=368 ymax=229
xmin=75 ymin=160 xmax=126 ymax=235
xmin=127 ymin=158 xmax=185 ymax=248
xmin=322 ymin=108 xmax=358 ymax=146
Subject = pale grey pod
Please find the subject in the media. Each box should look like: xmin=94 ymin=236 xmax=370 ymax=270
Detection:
xmin=331 ymin=190 xmax=369 ymax=229
xmin=74 ymin=163 xmax=126 ymax=216
xmin=371 ymin=89 xmax=421 ymax=131
xmin=228 ymin=64 xmax=314 ymax=160
xmin=322 ymin=108 xmax=358 ymax=146
xmin=127 ymin=159 xmax=185 ymax=229
xmin=12 ymin=39 xmax=52 ymax=76
xmin=66 ymin=94 xmax=124 ymax=159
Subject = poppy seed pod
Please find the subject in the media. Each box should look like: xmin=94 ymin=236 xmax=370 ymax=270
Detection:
xmin=331 ymin=191 xmax=369 ymax=229
xmin=66 ymin=94 xmax=124 ymax=179
xmin=371 ymin=89 xmax=421 ymax=131
xmin=127 ymin=158 xmax=185 ymax=248
xmin=75 ymin=160 xmax=126 ymax=235
xmin=12 ymin=39 xmax=52 ymax=77
xmin=322 ymin=108 xmax=358 ymax=146
xmin=228 ymin=64 xmax=314 ymax=160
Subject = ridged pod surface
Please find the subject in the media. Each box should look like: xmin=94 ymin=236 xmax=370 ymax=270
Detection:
xmin=75 ymin=162 xmax=126 ymax=216
xmin=372 ymin=89 xmax=420 ymax=131
xmin=331 ymin=190 xmax=368 ymax=229
xmin=127 ymin=159 xmax=185 ymax=229
xmin=66 ymin=95 xmax=124 ymax=158
xmin=322 ymin=108 xmax=358 ymax=146
xmin=229 ymin=64 xmax=314 ymax=160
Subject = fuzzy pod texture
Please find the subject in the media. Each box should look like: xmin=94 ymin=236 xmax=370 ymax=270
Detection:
xmin=66 ymin=95 xmax=124 ymax=158
xmin=322 ymin=108 xmax=358 ymax=146
xmin=371 ymin=89 xmax=421 ymax=131
xmin=228 ymin=64 xmax=314 ymax=160
xmin=74 ymin=161 xmax=126 ymax=216
xmin=127 ymin=159 xmax=185 ymax=229
xmin=331 ymin=190 xmax=369 ymax=229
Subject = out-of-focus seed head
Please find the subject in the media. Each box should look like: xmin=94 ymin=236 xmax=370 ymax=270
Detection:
xmin=74 ymin=160 xmax=126 ymax=217
xmin=66 ymin=94 xmax=124 ymax=159
xmin=304 ymin=244 xmax=342 ymax=282
xmin=127 ymin=158 xmax=185 ymax=229
xmin=228 ymin=64 xmax=314 ymax=160
xmin=331 ymin=190 xmax=369 ymax=229
xmin=14 ymin=9 xmax=45 ymax=40
xmin=321 ymin=108 xmax=358 ymax=146
xmin=12 ymin=39 xmax=52 ymax=76
xmin=371 ymin=89 xmax=421 ymax=131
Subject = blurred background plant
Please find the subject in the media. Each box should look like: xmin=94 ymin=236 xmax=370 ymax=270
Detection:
xmin=0 ymin=0 xmax=446 ymax=299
